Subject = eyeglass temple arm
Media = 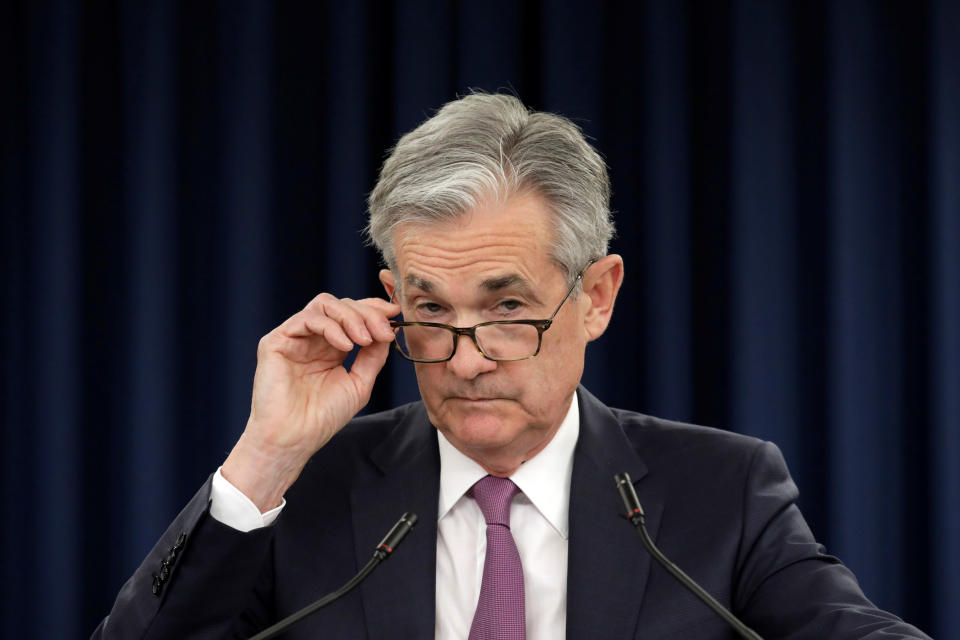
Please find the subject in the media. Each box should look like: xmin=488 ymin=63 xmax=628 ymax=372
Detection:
xmin=546 ymin=269 xmax=587 ymax=322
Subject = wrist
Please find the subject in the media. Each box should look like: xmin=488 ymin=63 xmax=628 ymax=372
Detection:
xmin=221 ymin=432 xmax=311 ymax=512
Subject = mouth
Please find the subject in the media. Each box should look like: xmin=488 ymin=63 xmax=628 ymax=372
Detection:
xmin=449 ymin=395 xmax=503 ymax=403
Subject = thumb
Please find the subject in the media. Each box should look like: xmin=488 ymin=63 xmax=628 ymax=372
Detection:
xmin=349 ymin=340 xmax=392 ymax=396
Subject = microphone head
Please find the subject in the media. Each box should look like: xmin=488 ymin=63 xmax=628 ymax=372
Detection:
xmin=614 ymin=472 xmax=645 ymax=520
xmin=376 ymin=512 xmax=418 ymax=557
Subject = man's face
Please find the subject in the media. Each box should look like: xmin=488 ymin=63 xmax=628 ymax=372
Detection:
xmin=386 ymin=193 xmax=591 ymax=473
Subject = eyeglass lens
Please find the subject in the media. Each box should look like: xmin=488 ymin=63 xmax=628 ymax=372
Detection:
xmin=394 ymin=324 xmax=541 ymax=361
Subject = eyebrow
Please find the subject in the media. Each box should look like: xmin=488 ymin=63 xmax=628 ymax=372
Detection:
xmin=480 ymin=274 xmax=543 ymax=305
xmin=403 ymin=274 xmax=434 ymax=294
xmin=402 ymin=272 xmax=543 ymax=305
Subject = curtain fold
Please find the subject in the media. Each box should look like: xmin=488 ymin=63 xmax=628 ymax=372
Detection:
xmin=2 ymin=1 xmax=955 ymax=637
xmin=930 ymin=0 xmax=960 ymax=632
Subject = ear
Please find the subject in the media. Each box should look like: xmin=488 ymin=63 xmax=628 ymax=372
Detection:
xmin=581 ymin=254 xmax=624 ymax=342
xmin=379 ymin=269 xmax=397 ymax=300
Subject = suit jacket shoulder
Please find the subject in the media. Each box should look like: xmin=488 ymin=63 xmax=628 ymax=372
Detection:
xmin=568 ymin=386 xmax=930 ymax=639
xmin=92 ymin=400 xmax=439 ymax=640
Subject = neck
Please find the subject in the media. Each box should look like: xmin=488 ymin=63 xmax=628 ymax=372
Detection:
xmin=472 ymin=434 xmax=556 ymax=477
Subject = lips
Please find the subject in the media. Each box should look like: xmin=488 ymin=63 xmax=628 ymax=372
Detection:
xmin=445 ymin=389 xmax=512 ymax=403
xmin=448 ymin=394 xmax=509 ymax=403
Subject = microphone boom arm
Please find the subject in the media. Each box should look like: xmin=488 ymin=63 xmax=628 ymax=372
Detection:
xmin=614 ymin=473 xmax=763 ymax=640
xmin=247 ymin=512 xmax=418 ymax=640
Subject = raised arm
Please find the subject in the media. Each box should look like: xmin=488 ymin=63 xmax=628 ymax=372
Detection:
xmin=92 ymin=293 xmax=399 ymax=640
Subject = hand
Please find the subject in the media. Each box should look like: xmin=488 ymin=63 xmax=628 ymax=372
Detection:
xmin=221 ymin=293 xmax=400 ymax=511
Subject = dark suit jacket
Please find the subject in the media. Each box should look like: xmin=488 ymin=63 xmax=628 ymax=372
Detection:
xmin=93 ymin=387 xmax=929 ymax=639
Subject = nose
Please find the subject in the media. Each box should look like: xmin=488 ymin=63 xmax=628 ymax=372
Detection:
xmin=446 ymin=332 xmax=497 ymax=379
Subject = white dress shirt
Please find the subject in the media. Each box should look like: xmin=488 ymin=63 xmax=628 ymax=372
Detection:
xmin=210 ymin=393 xmax=580 ymax=639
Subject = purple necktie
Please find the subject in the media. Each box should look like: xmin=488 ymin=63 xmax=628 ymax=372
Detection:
xmin=469 ymin=475 xmax=526 ymax=640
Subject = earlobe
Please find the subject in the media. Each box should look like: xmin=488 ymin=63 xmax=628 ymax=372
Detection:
xmin=582 ymin=255 xmax=624 ymax=341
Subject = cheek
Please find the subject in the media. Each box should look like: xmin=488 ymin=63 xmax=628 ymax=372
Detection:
xmin=515 ymin=338 xmax=584 ymax=403
xmin=541 ymin=320 xmax=587 ymax=370
xmin=412 ymin=364 xmax=442 ymax=401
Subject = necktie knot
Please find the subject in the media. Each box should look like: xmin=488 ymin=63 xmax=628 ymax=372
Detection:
xmin=471 ymin=475 xmax=520 ymax=527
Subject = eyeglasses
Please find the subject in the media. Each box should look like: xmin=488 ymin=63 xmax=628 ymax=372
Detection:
xmin=389 ymin=264 xmax=590 ymax=363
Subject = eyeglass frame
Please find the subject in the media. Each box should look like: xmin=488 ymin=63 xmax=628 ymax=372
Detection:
xmin=388 ymin=262 xmax=594 ymax=363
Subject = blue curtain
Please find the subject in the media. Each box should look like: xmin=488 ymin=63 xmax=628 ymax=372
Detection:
xmin=2 ymin=1 xmax=956 ymax=637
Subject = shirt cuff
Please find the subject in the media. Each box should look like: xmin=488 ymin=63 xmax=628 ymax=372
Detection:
xmin=210 ymin=466 xmax=286 ymax=532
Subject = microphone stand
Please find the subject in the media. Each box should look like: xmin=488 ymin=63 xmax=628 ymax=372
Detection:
xmin=614 ymin=473 xmax=763 ymax=640
xmin=247 ymin=512 xmax=418 ymax=640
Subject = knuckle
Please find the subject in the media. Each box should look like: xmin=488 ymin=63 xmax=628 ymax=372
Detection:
xmin=311 ymin=292 xmax=335 ymax=308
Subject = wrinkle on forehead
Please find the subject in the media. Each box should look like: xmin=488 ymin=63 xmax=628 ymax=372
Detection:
xmin=399 ymin=239 xmax=540 ymax=271
xmin=393 ymin=194 xmax=558 ymax=295
xmin=396 ymin=218 xmax=543 ymax=256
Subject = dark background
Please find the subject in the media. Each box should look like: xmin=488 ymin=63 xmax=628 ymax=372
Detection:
xmin=2 ymin=1 xmax=957 ymax=637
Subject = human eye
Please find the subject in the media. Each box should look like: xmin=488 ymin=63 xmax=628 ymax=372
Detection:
xmin=414 ymin=301 xmax=447 ymax=319
xmin=493 ymin=298 xmax=526 ymax=316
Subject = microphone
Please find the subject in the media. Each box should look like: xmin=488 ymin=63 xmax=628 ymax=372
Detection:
xmin=613 ymin=473 xmax=764 ymax=640
xmin=247 ymin=512 xmax=418 ymax=640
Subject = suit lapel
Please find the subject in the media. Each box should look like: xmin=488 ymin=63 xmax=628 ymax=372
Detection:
xmin=351 ymin=403 xmax=440 ymax=640
xmin=567 ymin=388 xmax=664 ymax=640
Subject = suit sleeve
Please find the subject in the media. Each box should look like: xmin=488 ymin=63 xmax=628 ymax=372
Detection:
xmin=734 ymin=441 xmax=931 ymax=639
xmin=90 ymin=476 xmax=276 ymax=640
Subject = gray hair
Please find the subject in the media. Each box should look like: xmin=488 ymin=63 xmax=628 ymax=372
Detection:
xmin=366 ymin=92 xmax=613 ymax=286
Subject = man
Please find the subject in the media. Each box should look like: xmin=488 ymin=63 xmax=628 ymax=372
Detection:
xmin=94 ymin=93 xmax=930 ymax=639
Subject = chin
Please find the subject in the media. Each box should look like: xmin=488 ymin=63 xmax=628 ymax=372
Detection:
xmin=441 ymin=409 xmax=521 ymax=450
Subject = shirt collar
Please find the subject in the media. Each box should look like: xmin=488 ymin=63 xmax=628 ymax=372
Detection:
xmin=436 ymin=391 xmax=580 ymax=539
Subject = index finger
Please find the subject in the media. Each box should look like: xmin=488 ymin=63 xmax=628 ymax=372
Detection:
xmin=357 ymin=297 xmax=401 ymax=315
xmin=343 ymin=298 xmax=401 ymax=342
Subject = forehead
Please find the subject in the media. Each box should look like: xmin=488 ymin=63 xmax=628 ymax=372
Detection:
xmin=392 ymin=194 xmax=561 ymax=291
